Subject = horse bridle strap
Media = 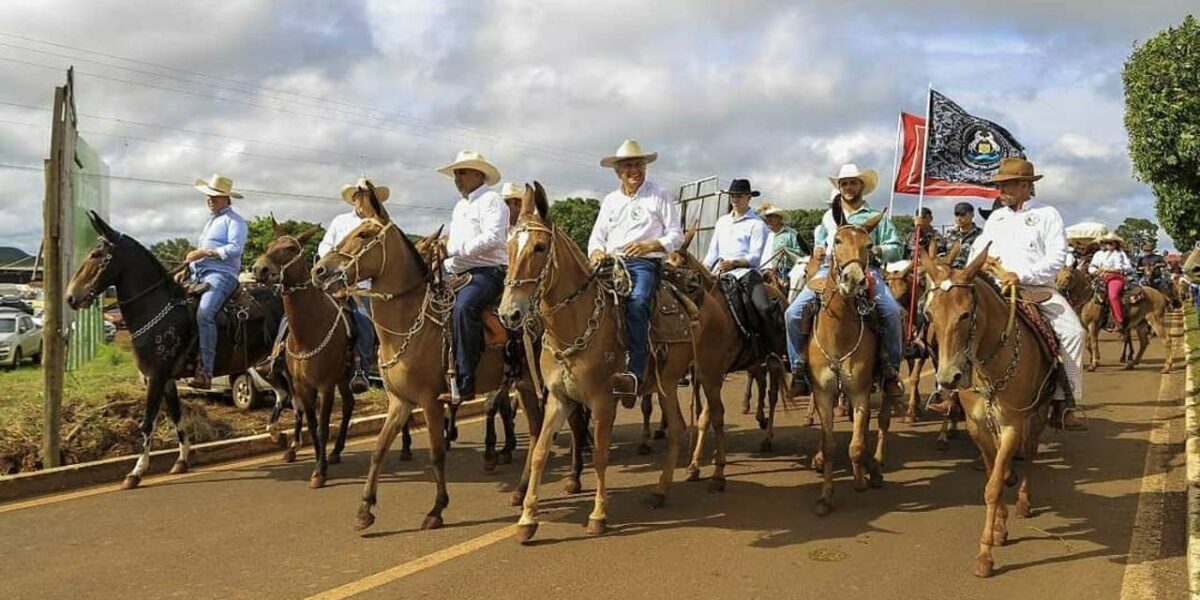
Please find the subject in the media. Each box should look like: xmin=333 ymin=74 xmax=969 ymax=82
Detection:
xmin=332 ymin=219 xmax=428 ymax=301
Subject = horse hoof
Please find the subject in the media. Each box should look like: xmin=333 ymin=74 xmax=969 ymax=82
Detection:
xmin=813 ymin=499 xmax=832 ymax=517
xmin=1085 ymin=365 xmax=1096 ymax=372
xmin=811 ymin=456 xmax=825 ymax=471
xmin=483 ymin=456 xmax=499 ymax=472
xmin=994 ymin=530 xmax=1009 ymax=547
xmin=707 ymin=478 xmax=726 ymax=493
xmin=759 ymin=439 xmax=774 ymax=454
xmin=741 ymin=405 xmax=751 ymax=415
xmin=169 ymin=460 xmax=189 ymax=475
xmin=652 ymin=429 xmax=666 ymax=440
xmin=1123 ymin=363 xmax=1135 ymax=371
xmin=649 ymin=492 xmax=666 ymax=509
xmin=685 ymin=467 xmax=701 ymax=482
xmin=804 ymin=417 xmax=815 ymax=427
xmin=563 ymin=479 xmax=583 ymax=495
xmin=637 ymin=443 xmax=652 ymax=456
xmin=756 ymin=416 xmax=768 ymax=430
xmin=853 ymin=479 xmax=869 ymax=492
xmin=282 ymin=449 xmax=297 ymax=463
xmin=328 ymin=454 xmax=341 ymax=465
xmin=421 ymin=515 xmax=444 ymax=531
xmin=1016 ymin=499 xmax=1032 ymax=518
xmin=498 ymin=451 xmax=513 ymax=465
xmin=398 ymin=449 xmax=413 ymax=462
xmin=354 ymin=507 xmax=375 ymax=532
xmin=121 ymin=475 xmax=141 ymax=490
xmin=586 ymin=518 xmax=608 ymax=536
xmin=935 ymin=438 xmax=949 ymax=451
xmin=510 ymin=491 xmax=526 ymax=507
xmin=947 ymin=429 xmax=960 ymax=440
xmin=310 ymin=474 xmax=326 ymax=489
xmin=515 ymin=522 xmax=539 ymax=544
xmin=869 ymin=467 xmax=884 ymax=488
xmin=973 ymin=557 xmax=995 ymax=578
xmin=1161 ymin=367 xmax=1171 ymax=375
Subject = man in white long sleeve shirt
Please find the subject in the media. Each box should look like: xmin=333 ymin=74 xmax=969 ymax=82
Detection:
xmin=1088 ymin=233 xmax=1133 ymax=330
xmin=587 ymin=139 xmax=684 ymax=401
xmin=967 ymin=158 xmax=1086 ymax=430
xmin=439 ymin=151 xmax=508 ymax=405
xmin=702 ymin=178 xmax=785 ymax=363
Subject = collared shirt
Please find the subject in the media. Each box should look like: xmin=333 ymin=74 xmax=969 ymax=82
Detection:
xmin=703 ymin=209 xmax=767 ymax=278
xmin=945 ymin=224 xmax=982 ymax=268
xmin=1089 ymin=249 xmax=1132 ymax=274
xmin=587 ymin=179 xmax=683 ymax=259
xmin=761 ymin=225 xmax=807 ymax=272
xmin=191 ymin=206 xmax=248 ymax=279
xmin=446 ymin=185 xmax=508 ymax=274
xmin=968 ymin=199 xmax=1069 ymax=287
xmin=318 ymin=211 xmax=370 ymax=288
xmin=813 ymin=200 xmax=902 ymax=264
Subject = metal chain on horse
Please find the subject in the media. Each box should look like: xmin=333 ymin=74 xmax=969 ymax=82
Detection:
xmin=285 ymin=293 xmax=352 ymax=360
xmin=129 ymin=300 xmax=184 ymax=340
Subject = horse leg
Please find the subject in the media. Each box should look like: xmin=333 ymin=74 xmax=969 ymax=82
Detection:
xmin=161 ymin=380 xmax=191 ymax=475
xmin=848 ymin=392 xmax=871 ymax=492
xmin=304 ymin=390 xmax=327 ymax=489
xmin=283 ymin=401 xmax=303 ymax=463
xmin=444 ymin=402 xmax=459 ymax=450
xmin=754 ymin=368 xmax=769 ymax=430
xmin=651 ymin=385 xmax=688 ymax=506
xmin=904 ymin=357 xmax=923 ymax=423
xmin=587 ymin=399 xmax=617 ymax=534
xmin=124 ymin=375 xmax=166 ymax=489
xmin=761 ymin=367 xmax=779 ymax=454
xmin=655 ymin=405 xmax=667 ymax=440
xmin=512 ymin=388 xmax=545 ymax=506
xmin=329 ymin=379 xmax=355 ymax=464
xmin=1147 ymin=314 xmax=1173 ymax=373
xmin=812 ymin=388 xmax=837 ymax=515
xmin=638 ymin=393 xmax=654 ymax=455
xmin=685 ymin=384 xmax=712 ymax=482
xmin=936 ymin=415 xmax=951 ymax=451
xmin=422 ymin=401 xmax=451 ymax=530
xmin=741 ymin=373 xmax=753 ymax=415
xmin=267 ymin=388 xmax=288 ymax=443
xmin=499 ymin=391 xmax=517 ymax=465
xmin=564 ymin=402 xmax=588 ymax=495
xmin=975 ymin=426 xmax=1019 ymax=578
xmin=1085 ymin=325 xmax=1099 ymax=372
xmin=872 ymin=383 xmax=891 ymax=487
xmin=483 ymin=387 xmax=502 ymax=472
xmin=398 ymin=417 xmax=413 ymax=462
xmin=706 ymin=379 xmax=729 ymax=493
xmin=354 ymin=393 xmax=413 ymax=531
xmin=515 ymin=394 xmax=570 ymax=542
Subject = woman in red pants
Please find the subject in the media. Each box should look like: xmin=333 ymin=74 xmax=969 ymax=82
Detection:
xmin=1088 ymin=233 xmax=1133 ymax=331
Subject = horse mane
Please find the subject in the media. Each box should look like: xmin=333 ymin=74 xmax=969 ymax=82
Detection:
xmin=117 ymin=233 xmax=184 ymax=294
xmin=674 ymin=248 xmax=716 ymax=290
xmin=391 ymin=225 xmax=429 ymax=278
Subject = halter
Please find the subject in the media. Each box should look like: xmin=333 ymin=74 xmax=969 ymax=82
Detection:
xmin=274 ymin=236 xmax=311 ymax=293
xmin=78 ymin=236 xmax=183 ymax=341
xmin=325 ymin=218 xmax=428 ymax=301
xmin=828 ymin=224 xmax=872 ymax=302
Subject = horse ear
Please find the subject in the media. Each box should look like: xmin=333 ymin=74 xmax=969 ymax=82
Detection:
xmin=296 ymin=227 xmax=321 ymax=245
xmin=960 ymin=242 xmax=991 ymax=281
xmin=88 ymin=210 xmax=119 ymax=241
xmin=362 ymin=182 xmax=389 ymax=223
xmin=534 ymin=181 xmax=551 ymax=224
xmin=680 ymin=219 xmax=699 ymax=251
xmin=270 ymin=214 xmax=284 ymax=238
xmin=946 ymin=240 xmax=962 ymax=266
xmin=431 ymin=224 xmax=445 ymax=240
xmin=862 ymin=209 xmax=886 ymax=234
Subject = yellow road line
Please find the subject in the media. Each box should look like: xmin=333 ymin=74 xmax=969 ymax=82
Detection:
xmin=0 ymin=415 xmax=487 ymax=514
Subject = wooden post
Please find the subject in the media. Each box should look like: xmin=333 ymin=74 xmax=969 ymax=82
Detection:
xmin=42 ymin=84 xmax=66 ymax=468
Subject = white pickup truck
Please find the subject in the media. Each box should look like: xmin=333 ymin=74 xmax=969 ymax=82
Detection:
xmin=0 ymin=309 xmax=42 ymax=369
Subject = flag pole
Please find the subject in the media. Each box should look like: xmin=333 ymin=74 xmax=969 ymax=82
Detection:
xmin=889 ymin=112 xmax=902 ymax=217
xmin=907 ymin=84 xmax=933 ymax=344
xmin=917 ymin=83 xmax=933 ymax=213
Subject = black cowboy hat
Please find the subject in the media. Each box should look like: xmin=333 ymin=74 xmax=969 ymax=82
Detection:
xmin=979 ymin=198 xmax=1004 ymax=221
xmin=722 ymin=178 xmax=760 ymax=197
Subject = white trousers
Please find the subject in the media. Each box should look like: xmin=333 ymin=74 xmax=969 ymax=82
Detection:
xmin=1035 ymin=290 xmax=1084 ymax=402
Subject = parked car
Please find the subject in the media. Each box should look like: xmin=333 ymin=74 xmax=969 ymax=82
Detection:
xmin=0 ymin=296 xmax=32 ymax=315
xmin=103 ymin=321 xmax=116 ymax=342
xmin=176 ymin=369 xmax=278 ymax=411
xmin=0 ymin=311 xmax=43 ymax=369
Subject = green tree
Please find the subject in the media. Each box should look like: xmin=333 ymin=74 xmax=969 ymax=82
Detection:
xmin=243 ymin=216 xmax=325 ymax=268
xmin=548 ymin=197 xmax=600 ymax=250
xmin=1123 ymin=15 xmax=1200 ymax=248
xmin=892 ymin=215 xmax=915 ymax=242
xmin=1115 ymin=217 xmax=1159 ymax=250
xmin=149 ymin=237 xmax=195 ymax=269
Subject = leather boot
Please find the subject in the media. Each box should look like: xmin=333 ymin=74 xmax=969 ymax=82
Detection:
xmin=789 ymin=303 xmax=816 ymax=397
xmin=879 ymin=362 xmax=904 ymax=406
xmin=1050 ymin=401 xmax=1088 ymax=431
xmin=190 ymin=367 xmax=212 ymax=390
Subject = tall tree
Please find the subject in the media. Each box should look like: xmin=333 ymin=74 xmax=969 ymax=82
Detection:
xmin=548 ymin=197 xmax=601 ymax=250
xmin=243 ymin=216 xmax=325 ymax=268
xmin=1123 ymin=15 xmax=1200 ymax=249
xmin=149 ymin=237 xmax=195 ymax=269
xmin=1115 ymin=217 xmax=1159 ymax=250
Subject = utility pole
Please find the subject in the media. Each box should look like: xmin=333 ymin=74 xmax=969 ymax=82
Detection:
xmin=42 ymin=71 xmax=74 ymax=469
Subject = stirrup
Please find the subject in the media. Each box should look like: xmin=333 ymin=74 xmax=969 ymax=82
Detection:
xmin=610 ymin=372 xmax=640 ymax=409
xmin=350 ymin=370 xmax=370 ymax=394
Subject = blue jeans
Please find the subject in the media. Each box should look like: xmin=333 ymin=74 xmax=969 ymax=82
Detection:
xmin=624 ymin=258 xmax=661 ymax=380
xmin=453 ymin=266 xmax=506 ymax=398
xmin=784 ymin=265 xmax=902 ymax=372
xmin=348 ymin=297 xmax=375 ymax=372
xmin=196 ymin=271 xmax=239 ymax=376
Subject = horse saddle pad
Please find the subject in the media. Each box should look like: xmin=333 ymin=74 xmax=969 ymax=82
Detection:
xmin=649 ymin=282 xmax=698 ymax=344
xmin=1122 ymin=283 xmax=1145 ymax=304
xmin=183 ymin=281 xmax=268 ymax=322
xmin=1014 ymin=300 xmax=1061 ymax=361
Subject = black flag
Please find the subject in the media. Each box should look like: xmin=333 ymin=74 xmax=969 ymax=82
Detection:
xmin=925 ymin=89 xmax=1025 ymax=185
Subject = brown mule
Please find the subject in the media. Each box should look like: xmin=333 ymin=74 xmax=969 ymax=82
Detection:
xmin=922 ymin=245 xmax=1056 ymax=578
xmin=1054 ymin=267 xmax=1174 ymax=374
xmin=500 ymin=182 xmax=694 ymax=542
xmin=253 ymin=223 xmax=358 ymax=488
xmin=806 ymin=213 xmax=892 ymax=516
xmin=310 ymin=189 xmax=570 ymax=532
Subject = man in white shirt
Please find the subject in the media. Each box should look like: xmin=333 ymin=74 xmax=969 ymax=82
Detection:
xmin=439 ymin=151 xmax=509 ymax=405
xmin=587 ymin=139 xmax=684 ymax=402
xmin=500 ymin=181 xmax=524 ymax=232
xmin=967 ymin=158 xmax=1086 ymax=430
xmin=1088 ymin=233 xmax=1133 ymax=331
xmin=702 ymin=178 xmax=784 ymax=364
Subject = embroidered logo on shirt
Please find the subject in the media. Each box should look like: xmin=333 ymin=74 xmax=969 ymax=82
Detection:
xmin=1024 ymin=214 xmax=1038 ymax=226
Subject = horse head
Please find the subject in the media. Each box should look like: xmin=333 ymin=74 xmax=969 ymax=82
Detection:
xmin=66 ymin=211 xmax=124 ymax=309
xmin=312 ymin=186 xmax=426 ymax=296
xmin=829 ymin=211 xmax=883 ymax=297
xmin=921 ymin=242 xmax=993 ymax=390
xmin=500 ymin=181 xmax=556 ymax=329
xmin=253 ymin=217 xmax=320 ymax=289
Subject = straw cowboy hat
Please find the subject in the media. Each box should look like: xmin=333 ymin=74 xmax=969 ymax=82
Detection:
xmin=500 ymin=181 xmax=524 ymax=200
xmin=1098 ymin=232 xmax=1126 ymax=247
xmin=600 ymin=139 xmax=658 ymax=168
xmin=438 ymin=150 xmax=502 ymax=186
xmin=989 ymin=157 xmax=1043 ymax=183
xmin=339 ymin=176 xmax=390 ymax=204
xmin=759 ymin=202 xmax=787 ymax=218
xmin=194 ymin=174 xmax=243 ymax=199
xmin=828 ymin=163 xmax=878 ymax=196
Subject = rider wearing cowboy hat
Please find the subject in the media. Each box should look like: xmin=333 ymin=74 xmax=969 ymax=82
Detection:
xmin=500 ymin=181 xmax=524 ymax=231
xmin=588 ymin=139 xmax=684 ymax=403
xmin=784 ymin=163 xmax=905 ymax=404
xmin=186 ymin=174 xmax=249 ymax=389
xmin=759 ymin=202 xmax=809 ymax=280
xmin=1089 ymin=232 xmax=1133 ymax=331
xmin=440 ymin=150 xmax=508 ymax=405
xmin=967 ymin=157 xmax=1086 ymax=430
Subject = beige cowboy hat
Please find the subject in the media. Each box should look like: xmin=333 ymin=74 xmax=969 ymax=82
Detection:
xmin=828 ymin=163 xmax=878 ymax=196
xmin=194 ymin=174 xmax=243 ymax=199
xmin=339 ymin=176 xmax=390 ymax=204
xmin=1098 ymin=232 xmax=1126 ymax=247
xmin=500 ymin=181 xmax=524 ymax=200
xmin=438 ymin=150 xmax=501 ymax=186
xmin=600 ymin=139 xmax=658 ymax=168
xmin=759 ymin=202 xmax=787 ymax=218
xmin=989 ymin=157 xmax=1043 ymax=183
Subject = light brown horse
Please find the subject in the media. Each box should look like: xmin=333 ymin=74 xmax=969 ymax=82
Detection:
xmin=1054 ymin=267 xmax=1174 ymax=373
xmin=922 ymin=245 xmax=1055 ymax=578
xmin=499 ymin=182 xmax=694 ymax=542
xmin=253 ymin=224 xmax=356 ymax=488
xmin=883 ymin=261 xmax=928 ymax=424
xmin=806 ymin=213 xmax=891 ymax=516
xmin=310 ymin=189 xmax=581 ymax=531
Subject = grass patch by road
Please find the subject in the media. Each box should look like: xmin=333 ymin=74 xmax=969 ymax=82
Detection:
xmin=0 ymin=342 xmax=144 ymax=422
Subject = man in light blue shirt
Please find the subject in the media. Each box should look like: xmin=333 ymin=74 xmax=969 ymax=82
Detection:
xmin=784 ymin=164 xmax=904 ymax=403
xmin=702 ymin=178 xmax=785 ymax=364
xmin=185 ymin=174 xmax=249 ymax=389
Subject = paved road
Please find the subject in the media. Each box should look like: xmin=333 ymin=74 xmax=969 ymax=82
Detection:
xmin=0 ymin=322 xmax=1188 ymax=599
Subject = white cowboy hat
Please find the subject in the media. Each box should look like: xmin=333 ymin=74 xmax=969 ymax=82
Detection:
xmin=759 ymin=202 xmax=787 ymax=218
xmin=438 ymin=150 xmax=501 ymax=186
xmin=500 ymin=181 xmax=524 ymax=200
xmin=1098 ymin=232 xmax=1126 ymax=247
xmin=828 ymin=163 xmax=878 ymax=196
xmin=339 ymin=176 xmax=390 ymax=204
xmin=600 ymin=139 xmax=658 ymax=168
xmin=194 ymin=174 xmax=243 ymax=199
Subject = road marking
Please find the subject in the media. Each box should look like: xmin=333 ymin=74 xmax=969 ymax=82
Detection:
xmin=1119 ymin=317 xmax=1183 ymax=600
xmin=0 ymin=414 xmax=487 ymax=515
xmin=305 ymin=509 xmax=565 ymax=600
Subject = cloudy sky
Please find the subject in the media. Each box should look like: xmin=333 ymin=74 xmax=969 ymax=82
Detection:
xmin=0 ymin=0 xmax=1194 ymax=256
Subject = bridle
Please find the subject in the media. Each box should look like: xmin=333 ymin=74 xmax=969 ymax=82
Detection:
xmin=79 ymin=236 xmax=182 ymax=340
xmin=323 ymin=218 xmax=429 ymax=302
xmin=828 ymin=224 xmax=872 ymax=304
